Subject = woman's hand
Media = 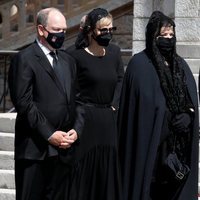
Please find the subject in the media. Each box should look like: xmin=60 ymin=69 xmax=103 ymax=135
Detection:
xmin=172 ymin=113 xmax=191 ymax=133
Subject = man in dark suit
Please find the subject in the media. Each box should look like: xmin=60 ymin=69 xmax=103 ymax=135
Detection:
xmin=8 ymin=7 xmax=78 ymax=200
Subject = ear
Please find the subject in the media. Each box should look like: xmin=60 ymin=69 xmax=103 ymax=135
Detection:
xmin=83 ymin=25 xmax=91 ymax=33
xmin=37 ymin=25 xmax=45 ymax=36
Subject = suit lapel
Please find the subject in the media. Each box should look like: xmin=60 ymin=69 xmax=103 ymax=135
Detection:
xmin=32 ymin=42 xmax=67 ymax=97
xmin=57 ymin=52 xmax=71 ymax=102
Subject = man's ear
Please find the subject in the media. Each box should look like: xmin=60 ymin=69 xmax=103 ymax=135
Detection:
xmin=37 ymin=25 xmax=45 ymax=36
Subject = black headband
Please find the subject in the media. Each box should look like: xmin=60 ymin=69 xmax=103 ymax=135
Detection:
xmin=86 ymin=8 xmax=109 ymax=29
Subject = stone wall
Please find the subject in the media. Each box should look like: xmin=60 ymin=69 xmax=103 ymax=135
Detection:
xmin=175 ymin=0 xmax=200 ymax=83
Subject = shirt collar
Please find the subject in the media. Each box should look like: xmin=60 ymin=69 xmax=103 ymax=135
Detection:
xmin=36 ymin=38 xmax=51 ymax=56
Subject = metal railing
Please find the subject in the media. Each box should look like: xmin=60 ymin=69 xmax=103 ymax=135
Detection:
xmin=0 ymin=49 xmax=132 ymax=113
xmin=0 ymin=50 xmax=18 ymax=113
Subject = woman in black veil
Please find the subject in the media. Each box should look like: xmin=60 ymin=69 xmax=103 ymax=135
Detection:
xmin=118 ymin=11 xmax=199 ymax=200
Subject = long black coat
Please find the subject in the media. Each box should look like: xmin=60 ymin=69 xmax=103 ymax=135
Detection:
xmin=118 ymin=51 xmax=199 ymax=200
xmin=8 ymin=42 xmax=77 ymax=160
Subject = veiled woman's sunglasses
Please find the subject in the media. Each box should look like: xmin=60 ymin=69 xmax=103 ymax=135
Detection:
xmin=98 ymin=27 xmax=117 ymax=34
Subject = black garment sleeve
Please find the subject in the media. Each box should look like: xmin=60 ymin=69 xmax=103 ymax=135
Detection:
xmin=111 ymin=47 xmax=124 ymax=110
xmin=73 ymin=104 xmax=85 ymax=138
xmin=198 ymin=69 xmax=200 ymax=99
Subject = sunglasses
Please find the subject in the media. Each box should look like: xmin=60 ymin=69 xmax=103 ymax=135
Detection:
xmin=97 ymin=27 xmax=117 ymax=34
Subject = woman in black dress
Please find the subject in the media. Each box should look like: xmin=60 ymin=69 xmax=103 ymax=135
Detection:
xmin=118 ymin=11 xmax=199 ymax=200
xmin=62 ymin=8 xmax=124 ymax=200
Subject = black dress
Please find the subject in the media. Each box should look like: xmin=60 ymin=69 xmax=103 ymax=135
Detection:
xmin=65 ymin=44 xmax=124 ymax=200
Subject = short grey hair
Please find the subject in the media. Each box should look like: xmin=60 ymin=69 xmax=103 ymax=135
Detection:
xmin=36 ymin=7 xmax=61 ymax=27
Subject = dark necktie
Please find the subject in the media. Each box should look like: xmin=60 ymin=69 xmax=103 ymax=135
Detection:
xmin=50 ymin=51 xmax=66 ymax=92
xmin=50 ymin=51 xmax=58 ymax=69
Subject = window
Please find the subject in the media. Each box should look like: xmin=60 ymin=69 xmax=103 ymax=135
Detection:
xmin=25 ymin=0 xmax=35 ymax=25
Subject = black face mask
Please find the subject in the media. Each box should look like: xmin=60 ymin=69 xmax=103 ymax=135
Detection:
xmin=93 ymin=33 xmax=112 ymax=46
xmin=156 ymin=36 xmax=176 ymax=55
xmin=45 ymin=29 xmax=65 ymax=49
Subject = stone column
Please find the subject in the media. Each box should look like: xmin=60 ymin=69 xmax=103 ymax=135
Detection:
xmin=132 ymin=0 xmax=176 ymax=55
xmin=153 ymin=0 xmax=175 ymax=17
xmin=132 ymin=0 xmax=152 ymax=55
xmin=175 ymin=0 xmax=200 ymax=77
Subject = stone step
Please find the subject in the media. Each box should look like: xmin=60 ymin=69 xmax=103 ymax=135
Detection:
xmin=0 ymin=189 xmax=15 ymax=200
xmin=0 ymin=113 xmax=16 ymax=133
xmin=0 ymin=151 xmax=14 ymax=170
xmin=0 ymin=170 xmax=15 ymax=189
xmin=0 ymin=132 xmax=14 ymax=151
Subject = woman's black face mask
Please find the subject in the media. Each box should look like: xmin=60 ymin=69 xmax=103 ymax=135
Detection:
xmin=92 ymin=32 xmax=112 ymax=47
xmin=156 ymin=36 xmax=176 ymax=55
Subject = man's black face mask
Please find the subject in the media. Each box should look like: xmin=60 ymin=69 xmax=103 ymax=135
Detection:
xmin=44 ymin=27 xmax=65 ymax=49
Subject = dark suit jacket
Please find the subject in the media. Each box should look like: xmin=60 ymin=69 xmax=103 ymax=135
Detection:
xmin=8 ymin=41 xmax=77 ymax=160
